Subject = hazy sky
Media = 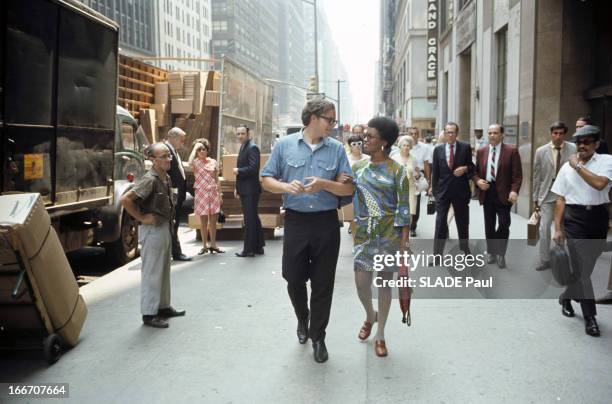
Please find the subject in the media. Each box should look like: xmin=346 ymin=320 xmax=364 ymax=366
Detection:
xmin=320 ymin=0 xmax=380 ymax=124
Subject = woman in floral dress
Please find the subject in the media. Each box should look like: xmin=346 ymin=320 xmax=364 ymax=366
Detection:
xmin=352 ymin=117 xmax=410 ymax=357
xmin=188 ymin=139 xmax=224 ymax=254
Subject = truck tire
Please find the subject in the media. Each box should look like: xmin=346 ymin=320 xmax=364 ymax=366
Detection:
xmin=105 ymin=211 xmax=139 ymax=266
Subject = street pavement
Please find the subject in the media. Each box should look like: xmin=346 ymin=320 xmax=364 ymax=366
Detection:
xmin=1 ymin=199 xmax=611 ymax=403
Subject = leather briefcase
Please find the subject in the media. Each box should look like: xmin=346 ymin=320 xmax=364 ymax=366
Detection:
xmin=427 ymin=196 xmax=436 ymax=215
xmin=527 ymin=208 xmax=540 ymax=246
xmin=550 ymin=244 xmax=580 ymax=285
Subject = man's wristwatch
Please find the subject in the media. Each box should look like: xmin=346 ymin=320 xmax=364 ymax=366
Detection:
xmin=575 ymin=162 xmax=584 ymax=172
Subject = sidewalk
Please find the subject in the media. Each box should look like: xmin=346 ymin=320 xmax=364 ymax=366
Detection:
xmin=1 ymin=199 xmax=611 ymax=403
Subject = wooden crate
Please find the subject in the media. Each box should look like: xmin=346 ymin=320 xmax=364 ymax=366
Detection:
xmin=118 ymin=54 xmax=168 ymax=120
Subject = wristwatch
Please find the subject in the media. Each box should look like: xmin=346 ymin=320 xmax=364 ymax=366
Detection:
xmin=575 ymin=162 xmax=584 ymax=172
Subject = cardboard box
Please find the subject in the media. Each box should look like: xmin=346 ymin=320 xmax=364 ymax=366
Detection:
xmin=205 ymin=91 xmax=221 ymax=107
xmin=221 ymin=153 xmax=270 ymax=181
xmin=150 ymin=103 xmax=169 ymax=127
xmin=139 ymin=108 xmax=157 ymax=143
xmin=154 ymin=82 xmax=169 ymax=104
xmin=171 ymin=98 xmax=194 ymax=114
xmin=0 ymin=194 xmax=87 ymax=348
xmin=168 ymin=72 xmax=185 ymax=98
xmin=259 ymin=214 xmax=282 ymax=228
xmin=341 ymin=203 xmax=354 ymax=222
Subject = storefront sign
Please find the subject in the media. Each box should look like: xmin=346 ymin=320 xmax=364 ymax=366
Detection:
xmin=427 ymin=0 xmax=439 ymax=99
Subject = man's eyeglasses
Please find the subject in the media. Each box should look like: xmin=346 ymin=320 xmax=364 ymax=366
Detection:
xmin=575 ymin=138 xmax=597 ymax=146
xmin=363 ymin=133 xmax=380 ymax=140
xmin=318 ymin=115 xmax=338 ymax=126
xmin=350 ymin=141 xmax=363 ymax=147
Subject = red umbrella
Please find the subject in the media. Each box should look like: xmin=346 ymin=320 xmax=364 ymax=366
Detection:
xmin=398 ymin=262 xmax=412 ymax=326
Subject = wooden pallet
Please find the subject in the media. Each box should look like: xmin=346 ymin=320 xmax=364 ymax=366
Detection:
xmin=118 ymin=54 xmax=168 ymax=120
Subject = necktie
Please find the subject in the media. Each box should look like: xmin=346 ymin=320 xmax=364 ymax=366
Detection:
xmin=448 ymin=143 xmax=454 ymax=169
xmin=490 ymin=146 xmax=496 ymax=181
xmin=555 ymin=146 xmax=561 ymax=175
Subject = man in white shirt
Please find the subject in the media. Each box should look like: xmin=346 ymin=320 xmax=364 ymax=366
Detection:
xmin=552 ymin=125 xmax=612 ymax=337
xmin=407 ymin=127 xmax=430 ymax=237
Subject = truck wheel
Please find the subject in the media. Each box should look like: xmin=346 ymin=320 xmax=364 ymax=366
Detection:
xmin=105 ymin=211 xmax=139 ymax=266
xmin=43 ymin=334 xmax=62 ymax=365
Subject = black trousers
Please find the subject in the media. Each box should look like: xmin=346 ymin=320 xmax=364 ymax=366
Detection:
xmin=171 ymin=190 xmax=186 ymax=257
xmin=433 ymin=196 xmax=470 ymax=254
xmin=483 ymin=182 xmax=511 ymax=256
xmin=240 ymin=193 xmax=265 ymax=254
xmin=562 ymin=204 xmax=608 ymax=318
xmin=282 ymin=209 xmax=340 ymax=342
xmin=411 ymin=194 xmax=421 ymax=231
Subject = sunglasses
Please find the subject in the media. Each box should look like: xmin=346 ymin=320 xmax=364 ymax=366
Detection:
xmin=350 ymin=141 xmax=363 ymax=147
xmin=575 ymin=138 xmax=597 ymax=146
xmin=197 ymin=148 xmax=208 ymax=152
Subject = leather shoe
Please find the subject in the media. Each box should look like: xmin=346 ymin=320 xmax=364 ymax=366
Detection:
xmin=312 ymin=340 xmax=328 ymax=363
xmin=559 ymin=298 xmax=575 ymax=317
xmin=584 ymin=316 xmax=601 ymax=337
xmin=142 ymin=315 xmax=168 ymax=328
xmin=157 ymin=306 xmax=186 ymax=318
xmin=297 ymin=311 xmax=309 ymax=344
xmin=535 ymin=261 xmax=551 ymax=271
xmin=485 ymin=253 xmax=496 ymax=264
xmin=410 ymin=229 xmax=417 ymax=237
xmin=595 ymin=291 xmax=612 ymax=304
xmin=235 ymin=251 xmax=255 ymax=257
xmin=256 ymin=248 xmax=265 ymax=255
xmin=374 ymin=340 xmax=388 ymax=357
xmin=496 ymin=255 xmax=506 ymax=269
xmin=173 ymin=254 xmax=192 ymax=261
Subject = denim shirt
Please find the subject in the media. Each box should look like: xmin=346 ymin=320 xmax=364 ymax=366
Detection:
xmin=261 ymin=130 xmax=353 ymax=212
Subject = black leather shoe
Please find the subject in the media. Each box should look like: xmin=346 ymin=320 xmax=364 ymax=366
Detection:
xmin=535 ymin=261 xmax=551 ymax=271
xmin=173 ymin=254 xmax=192 ymax=261
xmin=142 ymin=315 xmax=169 ymax=328
xmin=312 ymin=340 xmax=328 ymax=363
xmin=595 ymin=292 xmax=612 ymax=304
xmin=256 ymin=248 xmax=265 ymax=255
xmin=559 ymin=298 xmax=575 ymax=317
xmin=460 ymin=249 xmax=472 ymax=256
xmin=297 ymin=312 xmax=309 ymax=344
xmin=485 ymin=253 xmax=496 ymax=264
xmin=410 ymin=230 xmax=417 ymax=237
xmin=235 ymin=251 xmax=255 ymax=257
xmin=584 ymin=317 xmax=601 ymax=337
xmin=157 ymin=306 xmax=186 ymax=318
xmin=496 ymin=255 xmax=506 ymax=269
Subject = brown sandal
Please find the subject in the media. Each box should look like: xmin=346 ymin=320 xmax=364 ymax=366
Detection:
xmin=358 ymin=311 xmax=377 ymax=341
xmin=375 ymin=340 xmax=388 ymax=357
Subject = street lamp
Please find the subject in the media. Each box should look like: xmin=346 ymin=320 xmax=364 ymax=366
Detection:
xmin=300 ymin=0 xmax=318 ymax=93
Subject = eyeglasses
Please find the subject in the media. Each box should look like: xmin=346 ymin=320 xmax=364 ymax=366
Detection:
xmin=197 ymin=148 xmax=207 ymax=152
xmin=363 ymin=133 xmax=381 ymax=140
xmin=350 ymin=141 xmax=363 ymax=147
xmin=575 ymin=138 xmax=597 ymax=146
xmin=318 ymin=115 xmax=338 ymax=126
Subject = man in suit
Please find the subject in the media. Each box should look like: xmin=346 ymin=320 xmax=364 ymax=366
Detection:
xmin=233 ymin=125 xmax=265 ymax=257
xmin=164 ymin=127 xmax=192 ymax=261
xmin=532 ymin=122 xmax=575 ymax=271
xmin=430 ymin=122 xmax=475 ymax=256
xmin=473 ymin=124 xmax=522 ymax=268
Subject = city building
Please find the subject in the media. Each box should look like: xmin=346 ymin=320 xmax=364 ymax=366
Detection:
xmin=379 ymin=0 xmax=396 ymax=118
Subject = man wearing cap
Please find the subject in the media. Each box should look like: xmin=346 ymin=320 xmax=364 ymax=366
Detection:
xmin=532 ymin=122 xmax=576 ymax=271
xmin=552 ymin=125 xmax=612 ymax=337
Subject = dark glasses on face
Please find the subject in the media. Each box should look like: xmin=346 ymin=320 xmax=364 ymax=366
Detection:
xmin=575 ymin=139 xmax=597 ymax=146
xmin=350 ymin=141 xmax=362 ymax=147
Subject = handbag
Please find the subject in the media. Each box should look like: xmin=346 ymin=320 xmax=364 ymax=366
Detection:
xmin=426 ymin=196 xmax=436 ymax=215
xmin=550 ymin=244 xmax=580 ymax=285
xmin=218 ymin=210 xmax=226 ymax=223
xmin=527 ymin=207 xmax=541 ymax=246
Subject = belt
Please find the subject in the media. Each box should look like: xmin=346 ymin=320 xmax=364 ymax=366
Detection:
xmin=566 ymin=204 xmax=608 ymax=211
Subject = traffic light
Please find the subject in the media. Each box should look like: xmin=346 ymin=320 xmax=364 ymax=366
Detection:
xmin=308 ymin=75 xmax=318 ymax=92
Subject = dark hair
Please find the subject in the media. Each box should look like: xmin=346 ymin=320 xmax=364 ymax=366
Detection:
xmin=347 ymin=134 xmax=363 ymax=145
xmin=199 ymin=138 xmax=211 ymax=151
xmin=445 ymin=121 xmax=459 ymax=133
xmin=549 ymin=121 xmax=568 ymax=134
xmin=577 ymin=117 xmax=592 ymax=125
xmin=367 ymin=117 xmax=399 ymax=154
xmin=301 ymin=97 xmax=335 ymax=126
xmin=237 ymin=125 xmax=250 ymax=133
xmin=490 ymin=123 xmax=505 ymax=134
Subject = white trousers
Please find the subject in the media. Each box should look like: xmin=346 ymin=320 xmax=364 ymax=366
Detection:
xmin=139 ymin=223 xmax=171 ymax=315
xmin=538 ymin=201 xmax=555 ymax=264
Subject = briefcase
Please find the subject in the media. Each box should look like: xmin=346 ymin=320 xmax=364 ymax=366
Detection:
xmin=427 ymin=196 xmax=436 ymax=215
xmin=527 ymin=208 xmax=540 ymax=246
xmin=550 ymin=245 xmax=580 ymax=286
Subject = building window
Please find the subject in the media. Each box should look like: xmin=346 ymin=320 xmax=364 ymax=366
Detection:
xmin=496 ymin=26 xmax=508 ymax=125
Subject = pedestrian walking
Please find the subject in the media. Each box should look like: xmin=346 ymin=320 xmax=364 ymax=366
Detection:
xmin=392 ymin=135 xmax=419 ymax=219
xmin=120 ymin=143 xmax=186 ymax=328
xmin=473 ymin=124 xmax=522 ymax=269
xmin=164 ymin=127 xmax=192 ymax=261
xmin=188 ymin=139 xmax=224 ymax=255
xmin=261 ymin=97 xmax=354 ymax=363
xmin=407 ymin=127 xmax=430 ymax=237
xmin=532 ymin=121 xmax=576 ymax=271
xmin=346 ymin=133 xmax=370 ymax=167
xmin=354 ymin=117 xmax=410 ymax=357
xmin=552 ymin=125 xmax=612 ymax=337
xmin=233 ymin=125 xmax=265 ymax=257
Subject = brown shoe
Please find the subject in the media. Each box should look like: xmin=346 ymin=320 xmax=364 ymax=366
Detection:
xmin=375 ymin=340 xmax=388 ymax=357
xmin=358 ymin=311 xmax=377 ymax=341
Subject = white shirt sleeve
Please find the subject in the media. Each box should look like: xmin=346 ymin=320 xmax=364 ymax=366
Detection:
xmin=551 ymin=163 xmax=570 ymax=197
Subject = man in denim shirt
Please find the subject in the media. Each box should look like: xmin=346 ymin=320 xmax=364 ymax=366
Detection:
xmin=262 ymin=97 xmax=354 ymax=363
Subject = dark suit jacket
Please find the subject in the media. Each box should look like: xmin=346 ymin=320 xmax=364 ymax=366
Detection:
xmin=431 ymin=140 xmax=475 ymax=201
xmin=236 ymin=139 xmax=261 ymax=196
xmin=165 ymin=142 xmax=186 ymax=197
xmin=473 ymin=143 xmax=522 ymax=206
